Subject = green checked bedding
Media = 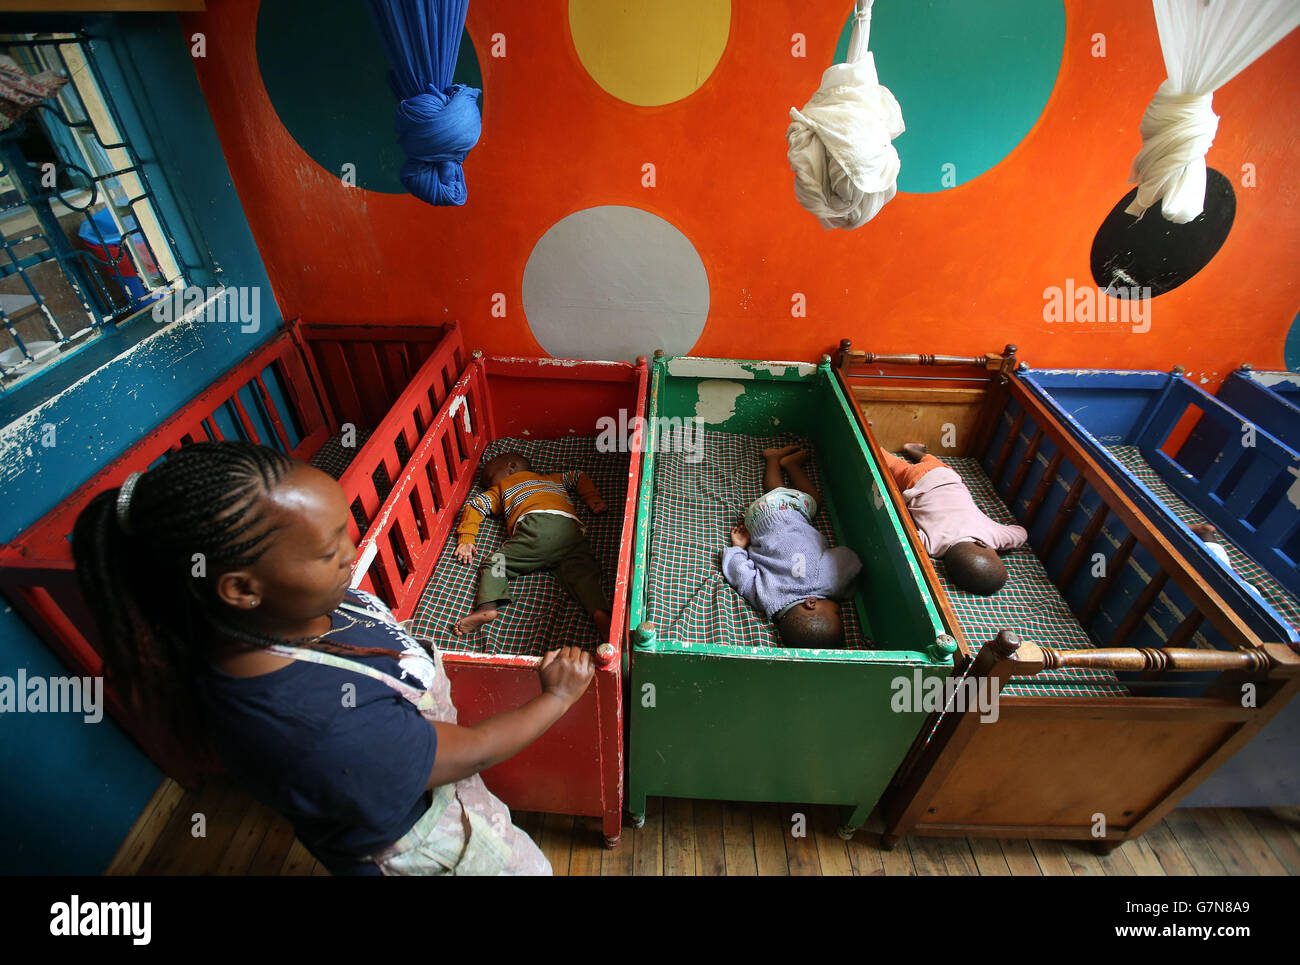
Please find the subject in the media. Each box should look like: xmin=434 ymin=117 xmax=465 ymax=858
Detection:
xmin=1108 ymin=445 xmax=1300 ymax=634
xmin=644 ymin=429 xmax=870 ymax=649
xmin=937 ymin=457 xmax=1130 ymax=698
xmin=404 ymin=436 xmax=630 ymax=657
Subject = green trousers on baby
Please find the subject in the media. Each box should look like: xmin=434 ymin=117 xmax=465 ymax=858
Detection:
xmin=476 ymin=512 xmax=608 ymax=615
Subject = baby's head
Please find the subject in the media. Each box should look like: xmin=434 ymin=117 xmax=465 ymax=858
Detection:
xmin=481 ymin=451 xmax=532 ymax=488
xmin=943 ymin=540 xmax=1007 ymax=596
xmin=776 ymin=597 xmax=845 ymax=648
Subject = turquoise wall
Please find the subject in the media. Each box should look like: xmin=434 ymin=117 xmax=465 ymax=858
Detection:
xmin=0 ymin=13 xmax=282 ymax=873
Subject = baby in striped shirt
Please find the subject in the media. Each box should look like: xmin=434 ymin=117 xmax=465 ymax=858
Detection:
xmin=452 ymin=451 xmax=611 ymax=637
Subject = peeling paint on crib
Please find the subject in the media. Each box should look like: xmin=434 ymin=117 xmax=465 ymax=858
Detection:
xmin=665 ymin=357 xmax=816 ymax=381
xmin=693 ymin=380 xmax=745 ymax=424
xmin=1255 ymin=371 xmax=1300 ymax=389
xmin=1287 ymin=465 xmax=1300 ymax=510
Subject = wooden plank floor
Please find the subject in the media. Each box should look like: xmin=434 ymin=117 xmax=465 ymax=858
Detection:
xmin=107 ymin=779 xmax=1300 ymax=876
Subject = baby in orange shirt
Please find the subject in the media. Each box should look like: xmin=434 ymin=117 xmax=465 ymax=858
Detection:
xmin=452 ymin=451 xmax=611 ymax=637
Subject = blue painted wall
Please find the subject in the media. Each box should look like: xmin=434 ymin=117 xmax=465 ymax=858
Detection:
xmin=0 ymin=13 xmax=282 ymax=873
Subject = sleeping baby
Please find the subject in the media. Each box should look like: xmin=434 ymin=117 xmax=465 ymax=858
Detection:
xmin=881 ymin=443 xmax=1027 ymax=595
xmin=720 ymin=445 xmax=863 ymax=647
xmin=452 ymin=451 xmax=611 ymax=637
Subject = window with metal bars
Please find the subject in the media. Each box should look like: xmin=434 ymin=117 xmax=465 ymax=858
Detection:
xmin=0 ymin=30 xmax=184 ymax=388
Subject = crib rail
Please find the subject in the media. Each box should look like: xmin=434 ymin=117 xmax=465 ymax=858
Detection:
xmin=1219 ymin=368 xmax=1300 ymax=454
xmin=295 ymin=322 xmax=457 ymax=429
xmin=349 ymin=359 xmax=488 ymax=615
xmin=836 ymin=339 xmax=1018 ymax=374
xmin=1129 ymin=376 xmax=1300 ymax=597
xmin=1 ymin=320 xmax=328 ymax=563
xmin=329 ymin=325 xmax=466 ymax=540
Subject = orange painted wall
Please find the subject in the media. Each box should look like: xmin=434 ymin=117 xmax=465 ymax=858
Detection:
xmin=186 ymin=0 xmax=1300 ymax=385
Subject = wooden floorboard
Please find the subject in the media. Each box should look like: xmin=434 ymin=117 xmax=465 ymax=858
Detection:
xmin=115 ymin=779 xmax=1298 ymax=876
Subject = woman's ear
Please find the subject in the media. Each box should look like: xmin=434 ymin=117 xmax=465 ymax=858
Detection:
xmin=214 ymin=570 xmax=261 ymax=610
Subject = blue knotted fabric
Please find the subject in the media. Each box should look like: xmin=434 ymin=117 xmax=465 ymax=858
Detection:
xmin=365 ymin=0 xmax=481 ymax=206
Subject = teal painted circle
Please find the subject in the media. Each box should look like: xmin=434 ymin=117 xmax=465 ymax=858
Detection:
xmin=256 ymin=1 xmax=482 ymax=194
xmin=1285 ymin=308 xmax=1300 ymax=371
xmin=835 ymin=0 xmax=1064 ymax=193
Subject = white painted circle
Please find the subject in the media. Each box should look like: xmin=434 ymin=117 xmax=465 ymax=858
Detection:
xmin=522 ymin=205 xmax=709 ymax=361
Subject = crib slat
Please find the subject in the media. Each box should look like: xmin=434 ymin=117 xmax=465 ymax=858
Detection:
xmin=1166 ymin=610 xmax=1205 ymax=649
xmin=1221 ymin=454 xmax=1286 ymax=522
xmin=991 ymin=410 xmax=1025 ymax=484
xmin=228 ymin=392 xmax=263 ymax=446
xmin=1024 ymin=451 xmax=1064 ymax=527
xmin=1080 ymin=532 xmax=1137 ymax=624
xmin=1060 ymin=503 xmax=1111 ymax=591
xmin=348 ymin=342 xmax=390 ymax=428
xmin=1253 ymin=497 xmax=1300 ymax=551
xmin=1006 ymin=427 xmax=1044 ymax=506
xmin=202 ymin=417 xmax=224 ymax=441
xmin=1042 ymin=475 xmax=1087 ymax=558
xmin=1183 ymin=441 xmax=1242 ymax=502
xmin=1109 ymin=569 xmax=1170 ymax=648
xmin=382 ymin=342 xmax=412 ymax=391
xmin=407 ymin=461 xmax=437 ymax=542
xmin=312 ymin=340 xmax=365 ymax=430
xmin=252 ymin=375 xmax=292 ymax=452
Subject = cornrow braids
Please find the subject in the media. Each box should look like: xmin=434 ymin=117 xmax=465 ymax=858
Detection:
xmin=71 ymin=441 xmax=398 ymax=748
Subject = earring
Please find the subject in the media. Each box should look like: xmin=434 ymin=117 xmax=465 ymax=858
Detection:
xmin=248 ymin=598 xmax=259 ymax=608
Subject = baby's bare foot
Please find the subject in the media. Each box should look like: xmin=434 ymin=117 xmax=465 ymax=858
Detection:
xmin=1189 ymin=523 xmax=1218 ymax=541
xmin=452 ymin=607 xmax=497 ymax=636
xmin=779 ymin=449 xmax=809 ymax=469
xmin=763 ymin=444 xmax=800 ymax=460
xmin=901 ymin=442 xmax=928 ymax=464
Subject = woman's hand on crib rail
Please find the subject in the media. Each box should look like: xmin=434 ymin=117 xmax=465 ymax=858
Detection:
xmin=425 ymin=647 xmax=594 ymax=788
xmin=454 ymin=543 xmax=475 ymax=563
xmin=539 ymin=646 xmax=595 ymax=704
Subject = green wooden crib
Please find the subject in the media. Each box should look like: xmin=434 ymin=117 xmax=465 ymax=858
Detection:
xmin=626 ymin=352 xmax=954 ymax=833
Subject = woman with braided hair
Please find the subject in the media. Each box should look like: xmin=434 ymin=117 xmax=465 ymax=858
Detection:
xmin=71 ymin=440 xmax=591 ymax=875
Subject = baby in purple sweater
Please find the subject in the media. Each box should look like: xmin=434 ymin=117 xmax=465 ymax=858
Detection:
xmin=720 ymin=445 xmax=863 ymax=647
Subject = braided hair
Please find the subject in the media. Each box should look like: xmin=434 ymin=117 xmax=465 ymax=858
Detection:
xmin=71 ymin=440 xmax=398 ymax=747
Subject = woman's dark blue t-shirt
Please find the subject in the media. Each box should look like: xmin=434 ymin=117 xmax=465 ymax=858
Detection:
xmin=198 ymin=590 xmax=439 ymax=876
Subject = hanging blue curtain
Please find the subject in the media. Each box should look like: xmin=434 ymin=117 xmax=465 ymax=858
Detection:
xmin=364 ymin=0 xmax=481 ymax=206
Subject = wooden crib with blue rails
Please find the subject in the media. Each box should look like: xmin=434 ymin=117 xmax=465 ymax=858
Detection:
xmin=1016 ymin=364 xmax=1300 ymax=807
xmin=0 ymin=317 xmax=465 ymax=784
xmin=834 ymin=342 xmax=1300 ymax=846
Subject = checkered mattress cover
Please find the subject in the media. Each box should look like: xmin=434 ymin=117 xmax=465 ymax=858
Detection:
xmin=1108 ymin=444 xmax=1300 ymax=634
xmin=401 ymin=436 xmax=630 ymax=657
xmin=935 ymin=457 xmax=1130 ymax=698
xmin=644 ymin=430 xmax=870 ymax=649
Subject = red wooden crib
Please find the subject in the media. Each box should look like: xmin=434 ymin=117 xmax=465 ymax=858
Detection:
xmin=347 ymin=352 xmax=649 ymax=848
xmin=0 ymin=317 xmax=464 ymax=783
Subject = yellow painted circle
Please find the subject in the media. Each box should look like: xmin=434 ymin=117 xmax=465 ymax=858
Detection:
xmin=568 ymin=0 xmax=731 ymax=107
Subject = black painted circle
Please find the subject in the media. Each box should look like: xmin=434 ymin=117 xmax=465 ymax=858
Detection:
xmin=1090 ymin=168 xmax=1235 ymax=298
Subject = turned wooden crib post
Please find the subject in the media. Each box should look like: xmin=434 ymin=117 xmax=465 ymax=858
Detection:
xmin=837 ymin=338 xmax=853 ymax=371
xmin=879 ymin=630 xmax=1044 ymax=849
